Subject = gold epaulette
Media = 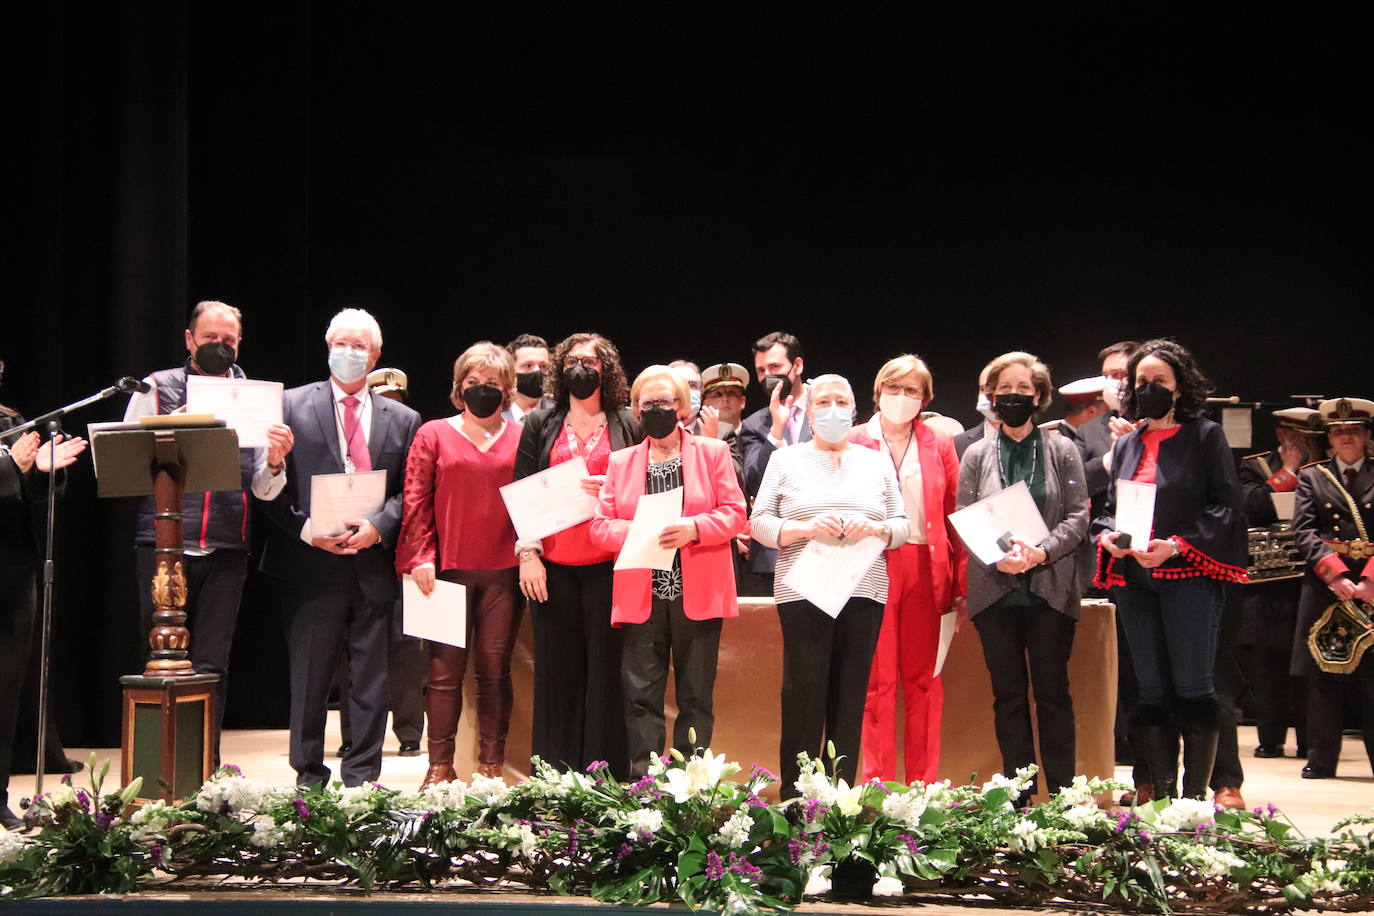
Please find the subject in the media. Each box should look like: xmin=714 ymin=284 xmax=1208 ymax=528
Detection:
xmin=1301 ymin=459 xmax=1326 ymax=470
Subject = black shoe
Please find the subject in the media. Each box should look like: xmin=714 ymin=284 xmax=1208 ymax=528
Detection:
xmin=398 ymin=741 xmax=421 ymax=757
xmin=336 ymin=742 xmax=352 ymax=758
xmin=1 ymin=805 xmax=26 ymax=832
xmin=1301 ymin=764 xmax=1334 ymax=779
xmin=1254 ymin=744 xmax=1283 ymax=758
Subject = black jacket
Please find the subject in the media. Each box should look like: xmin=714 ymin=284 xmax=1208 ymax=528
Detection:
xmin=514 ymin=406 xmax=644 ymax=480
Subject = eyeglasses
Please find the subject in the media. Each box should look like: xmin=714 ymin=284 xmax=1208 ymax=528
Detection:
xmin=882 ymin=384 xmax=926 ymax=399
xmin=638 ymin=398 xmax=678 ymax=411
xmin=563 ymin=357 xmax=601 ymax=370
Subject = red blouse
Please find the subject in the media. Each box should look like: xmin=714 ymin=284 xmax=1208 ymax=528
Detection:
xmin=541 ymin=421 xmax=615 ymax=567
xmin=1131 ymin=426 xmax=1182 ymax=484
xmin=396 ymin=418 xmax=520 ymax=574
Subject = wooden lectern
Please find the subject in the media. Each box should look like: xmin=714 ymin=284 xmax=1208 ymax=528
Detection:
xmin=89 ymin=418 xmax=240 ymax=802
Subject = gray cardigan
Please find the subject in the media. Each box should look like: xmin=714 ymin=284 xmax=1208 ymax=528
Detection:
xmin=956 ymin=430 xmax=1090 ymax=619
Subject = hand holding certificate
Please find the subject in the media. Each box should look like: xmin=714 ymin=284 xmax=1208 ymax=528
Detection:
xmin=782 ymin=534 xmax=887 ymax=618
xmin=310 ymin=469 xmax=387 ymax=538
xmin=185 ymin=376 xmax=284 ymax=449
xmin=1115 ymin=480 xmax=1157 ymax=548
xmin=948 ymin=480 xmax=1052 ymax=566
xmin=500 ymin=456 xmax=599 ymax=543
xmin=402 ymin=574 xmax=467 ymax=648
xmin=614 ymin=487 xmax=684 ymax=571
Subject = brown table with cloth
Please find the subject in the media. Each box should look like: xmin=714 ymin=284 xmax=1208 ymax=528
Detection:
xmin=450 ymin=598 xmax=1117 ymax=801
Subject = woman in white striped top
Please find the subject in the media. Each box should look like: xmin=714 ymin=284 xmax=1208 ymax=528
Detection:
xmin=750 ymin=374 xmax=910 ymax=795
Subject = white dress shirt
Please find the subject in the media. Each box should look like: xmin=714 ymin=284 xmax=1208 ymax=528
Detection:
xmin=298 ymin=379 xmax=374 ymax=544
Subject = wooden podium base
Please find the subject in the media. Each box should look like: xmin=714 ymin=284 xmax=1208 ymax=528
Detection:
xmin=120 ymin=674 xmax=218 ymax=803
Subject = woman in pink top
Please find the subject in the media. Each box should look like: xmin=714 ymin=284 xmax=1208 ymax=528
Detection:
xmin=397 ymin=342 xmax=522 ymax=787
xmin=590 ymin=366 xmax=747 ymax=778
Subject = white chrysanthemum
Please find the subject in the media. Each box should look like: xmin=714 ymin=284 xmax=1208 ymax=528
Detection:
xmin=248 ymin=816 xmax=288 ymax=849
xmin=128 ymin=799 xmax=177 ymax=841
xmin=406 ymin=778 xmax=471 ymax=813
xmin=1056 ymin=775 xmax=1097 ymax=808
xmin=711 ymin=809 xmax=753 ymax=849
xmin=1007 ymin=818 xmax=1046 ymax=851
xmin=882 ymin=788 xmax=929 ymax=824
xmin=794 ymin=770 xmax=838 ymax=806
xmin=468 ymin=774 xmax=510 ymax=808
xmin=1185 ymin=844 xmax=1246 ymax=877
xmin=620 ymin=807 xmax=664 ymax=841
xmin=1063 ymin=803 xmax=1108 ymax=830
xmin=0 ymin=829 xmax=29 ymax=864
xmin=194 ymin=774 xmax=279 ymax=815
xmin=1156 ymin=797 xmax=1216 ymax=832
xmin=337 ymin=785 xmax=377 ymax=819
xmin=505 ymin=822 xmax=539 ymax=857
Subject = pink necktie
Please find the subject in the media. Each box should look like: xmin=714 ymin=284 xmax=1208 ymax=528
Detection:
xmin=342 ymin=396 xmax=372 ymax=471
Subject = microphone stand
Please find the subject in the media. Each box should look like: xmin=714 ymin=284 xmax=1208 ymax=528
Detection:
xmin=2 ymin=378 xmax=144 ymax=795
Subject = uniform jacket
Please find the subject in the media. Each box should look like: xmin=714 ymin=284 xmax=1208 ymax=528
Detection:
xmin=589 ymin=429 xmax=747 ymax=625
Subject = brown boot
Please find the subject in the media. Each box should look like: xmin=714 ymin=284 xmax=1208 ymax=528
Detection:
xmin=1119 ymin=782 xmax=1154 ymax=806
xmin=420 ymin=763 xmax=458 ymax=790
xmin=477 ymin=762 xmax=503 ymax=779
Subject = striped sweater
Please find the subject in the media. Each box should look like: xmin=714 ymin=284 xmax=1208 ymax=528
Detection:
xmin=750 ymin=443 xmax=910 ymax=605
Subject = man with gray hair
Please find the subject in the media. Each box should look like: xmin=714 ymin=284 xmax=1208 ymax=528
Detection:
xmin=259 ymin=308 xmax=420 ymax=787
xmin=123 ymin=300 xmax=295 ymax=765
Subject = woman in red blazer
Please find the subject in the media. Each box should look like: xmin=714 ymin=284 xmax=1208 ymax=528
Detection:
xmin=848 ymin=354 xmax=967 ymax=784
xmin=590 ymin=365 xmax=748 ymax=778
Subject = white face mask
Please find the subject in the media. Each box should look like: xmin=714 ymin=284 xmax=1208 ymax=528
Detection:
xmin=976 ymin=391 xmax=996 ymax=421
xmin=1102 ymin=379 xmax=1124 ymax=412
xmin=811 ymin=405 xmax=853 ymax=444
xmin=879 ymin=392 xmax=922 ymax=426
xmin=329 ymin=346 xmax=369 ymax=384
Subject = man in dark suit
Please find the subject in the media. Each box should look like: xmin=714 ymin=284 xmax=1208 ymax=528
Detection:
xmin=739 ymin=332 xmax=810 ymax=581
xmin=953 ymin=360 xmax=998 ymax=459
xmin=260 ymin=309 xmax=421 ymax=787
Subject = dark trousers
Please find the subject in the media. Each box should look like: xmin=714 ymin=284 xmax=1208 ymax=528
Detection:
xmin=336 ymin=599 xmax=427 ymax=747
xmin=1305 ymin=661 xmax=1374 ymax=775
xmin=0 ymin=564 xmax=36 ymax=809
xmin=1250 ymin=649 xmax=1306 ymax=751
xmin=137 ymin=547 xmax=246 ymax=765
xmin=972 ymin=601 xmax=1077 ymax=797
xmin=282 ymin=578 xmax=391 ymax=787
xmin=1113 ymin=568 xmax=1224 ymax=704
xmin=1210 ymin=603 xmax=1245 ymax=788
xmin=777 ymin=597 xmax=883 ymax=796
xmin=530 ymin=560 xmax=627 ymax=778
xmin=622 ymin=594 xmax=722 ymax=779
xmin=427 ymin=568 xmax=522 ymax=766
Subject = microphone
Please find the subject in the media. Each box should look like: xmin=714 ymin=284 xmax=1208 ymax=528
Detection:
xmin=116 ymin=376 xmax=152 ymax=394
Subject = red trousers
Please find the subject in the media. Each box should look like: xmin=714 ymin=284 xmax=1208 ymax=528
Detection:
xmin=861 ymin=543 xmax=944 ymax=784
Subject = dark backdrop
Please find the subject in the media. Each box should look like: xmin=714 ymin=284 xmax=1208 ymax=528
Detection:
xmin=7 ymin=4 xmax=1368 ymax=746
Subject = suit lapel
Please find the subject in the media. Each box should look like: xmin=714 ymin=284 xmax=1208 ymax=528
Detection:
xmin=313 ymin=383 xmax=345 ymax=473
xmin=368 ymin=395 xmax=389 ymax=468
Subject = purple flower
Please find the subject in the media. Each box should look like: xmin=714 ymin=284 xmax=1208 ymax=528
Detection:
xmin=221 ymin=764 xmax=243 ymax=776
xmin=629 ymin=773 xmax=656 ymax=794
xmin=292 ymin=797 xmax=310 ymax=821
xmin=150 ymin=843 xmax=164 ymax=866
xmin=1266 ymin=802 xmax=1278 ymax=818
xmin=750 ymin=764 xmax=779 ymax=783
xmin=1138 ymin=829 xmax=1152 ymax=843
xmin=787 ymin=838 xmax=807 ymax=865
xmin=585 ymin=760 xmax=609 ymax=773
xmin=1114 ymin=811 xmax=1132 ymax=834
xmin=705 ymin=850 xmax=725 ymax=880
xmin=614 ymin=842 xmax=634 ymax=864
xmin=803 ymin=799 xmax=828 ymax=823
xmin=898 ymin=833 xmax=921 ymax=854
xmin=75 ymin=789 xmax=91 ymax=812
xmin=745 ymin=791 xmax=765 ymax=808
xmin=60 ymin=774 xmax=72 ymax=786
xmin=728 ymin=853 xmax=763 ymax=880
xmin=95 ymin=810 xmax=114 ymax=829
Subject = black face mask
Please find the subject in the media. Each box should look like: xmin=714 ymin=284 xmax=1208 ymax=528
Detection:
xmin=194 ymin=341 xmax=235 ymax=376
xmin=993 ymin=393 xmax=1036 ymax=429
xmin=516 ymin=370 xmax=545 ymax=399
xmin=641 ymin=406 xmax=679 ymax=440
xmin=461 ymin=383 xmax=504 ymax=419
xmin=564 ymin=366 xmax=601 ymax=401
xmin=1134 ymin=381 xmax=1175 ymax=420
xmin=764 ymin=373 xmax=793 ymax=401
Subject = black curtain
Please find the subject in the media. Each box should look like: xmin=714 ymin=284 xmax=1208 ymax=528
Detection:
xmin=8 ymin=3 xmax=1369 ymax=747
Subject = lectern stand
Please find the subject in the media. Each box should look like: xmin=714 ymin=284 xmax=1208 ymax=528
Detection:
xmin=89 ymin=419 xmax=240 ymax=802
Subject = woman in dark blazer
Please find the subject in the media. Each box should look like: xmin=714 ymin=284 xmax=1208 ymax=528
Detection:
xmin=957 ymin=351 xmax=1088 ymax=806
xmin=513 ymin=332 xmax=644 ymax=778
xmin=1093 ymin=338 xmax=1248 ymax=802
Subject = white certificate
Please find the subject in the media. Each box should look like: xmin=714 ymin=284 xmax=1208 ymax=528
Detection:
xmin=783 ymin=534 xmax=887 ymax=618
xmin=1116 ymin=479 xmax=1157 ymax=547
xmin=499 ymin=455 xmax=598 ymax=543
xmin=309 ymin=469 xmax=387 ymax=538
xmin=933 ymin=611 xmax=957 ymax=677
xmin=1271 ymin=491 xmax=1296 ymax=521
xmin=185 ymin=376 xmax=283 ymax=449
xmin=402 ymin=574 xmax=467 ymax=648
xmin=614 ymin=487 xmax=684 ymax=571
xmin=948 ymin=480 xmax=1052 ymax=566
xmin=1221 ymin=408 xmax=1252 ymax=449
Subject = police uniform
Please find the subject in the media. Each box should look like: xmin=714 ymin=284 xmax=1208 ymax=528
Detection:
xmin=1233 ymin=407 xmax=1323 ymax=757
xmin=1290 ymin=398 xmax=1374 ymax=778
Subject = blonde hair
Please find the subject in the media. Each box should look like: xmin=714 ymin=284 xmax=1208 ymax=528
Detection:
xmin=872 ymin=354 xmax=934 ymax=412
xmin=630 ymin=365 xmax=693 ymax=422
xmin=985 ymin=351 xmax=1053 ymax=406
xmin=450 ymin=341 xmax=516 ymax=411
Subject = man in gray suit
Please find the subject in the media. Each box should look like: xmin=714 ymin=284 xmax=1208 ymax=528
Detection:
xmin=260 ymin=308 xmax=421 ymax=787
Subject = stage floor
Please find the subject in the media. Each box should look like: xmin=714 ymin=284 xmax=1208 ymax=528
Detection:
xmin=9 ymin=716 xmax=1372 ymax=914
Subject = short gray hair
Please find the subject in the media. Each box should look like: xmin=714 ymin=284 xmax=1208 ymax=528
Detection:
xmin=188 ymin=300 xmax=242 ymax=334
xmin=810 ymin=373 xmax=854 ymax=402
xmin=325 ymin=308 xmax=383 ymax=350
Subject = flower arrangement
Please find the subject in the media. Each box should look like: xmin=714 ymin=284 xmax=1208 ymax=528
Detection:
xmin=3 ymin=746 xmax=1373 ymax=914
